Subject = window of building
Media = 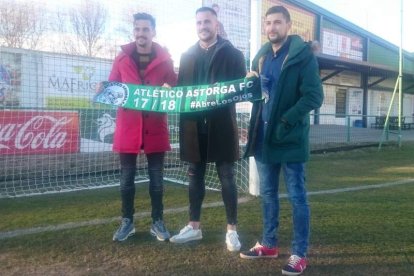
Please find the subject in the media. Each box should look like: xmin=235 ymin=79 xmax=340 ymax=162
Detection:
xmin=336 ymin=88 xmax=347 ymax=117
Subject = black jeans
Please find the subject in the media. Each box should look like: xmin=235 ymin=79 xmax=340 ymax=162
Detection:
xmin=119 ymin=152 xmax=165 ymax=222
xmin=188 ymin=161 xmax=238 ymax=225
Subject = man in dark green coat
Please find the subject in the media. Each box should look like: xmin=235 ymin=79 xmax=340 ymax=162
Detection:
xmin=169 ymin=7 xmax=246 ymax=252
xmin=240 ymin=6 xmax=323 ymax=276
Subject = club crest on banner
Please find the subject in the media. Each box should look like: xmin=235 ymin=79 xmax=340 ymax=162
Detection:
xmin=95 ymin=82 xmax=129 ymax=106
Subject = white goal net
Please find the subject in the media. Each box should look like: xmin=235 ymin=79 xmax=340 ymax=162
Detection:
xmin=0 ymin=0 xmax=253 ymax=198
xmin=0 ymin=102 xmax=251 ymax=197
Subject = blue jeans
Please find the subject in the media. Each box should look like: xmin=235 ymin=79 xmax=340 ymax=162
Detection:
xmin=255 ymin=159 xmax=310 ymax=257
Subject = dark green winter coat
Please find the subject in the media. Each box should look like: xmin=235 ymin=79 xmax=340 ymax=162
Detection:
xmin=244 ymin=35 xmax=324 ymax=163
xmin=178 ymin=36 xmax=246 ymax=163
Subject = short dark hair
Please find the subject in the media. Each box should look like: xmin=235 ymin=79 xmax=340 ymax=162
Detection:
xmin=196 ymin=6 xmax=217 ymax=16
xmin=265 ymin=6 xmax=291 ymax=22
xmin=133 ymin=13 xmax=156 ymax=28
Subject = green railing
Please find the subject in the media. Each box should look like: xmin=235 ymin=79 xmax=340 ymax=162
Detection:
xmin=310 ymin=113 xmax=414 ymax=149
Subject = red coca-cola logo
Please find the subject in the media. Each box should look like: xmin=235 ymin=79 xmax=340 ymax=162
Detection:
xmin=0 ymin=111 xmax=79 ymax=154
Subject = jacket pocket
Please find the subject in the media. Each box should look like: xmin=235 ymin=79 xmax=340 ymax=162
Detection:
xmin=270 ymin=122 xmax=302 ymax=148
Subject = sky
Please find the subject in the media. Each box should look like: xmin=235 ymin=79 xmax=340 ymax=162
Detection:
xmin=308 ymin=0 xmax=414 ymax=52
xmin=17 ymin=0 xmax=414 ymax=57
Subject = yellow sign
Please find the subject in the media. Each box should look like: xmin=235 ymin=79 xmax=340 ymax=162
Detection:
xmin=46 ymin=96 xmax=106 ymax=109
xmin=261 ymin=0 xmax=316 ymax=44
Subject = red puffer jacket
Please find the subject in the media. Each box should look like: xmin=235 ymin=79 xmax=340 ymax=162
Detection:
xmin=109 ymin=42 xmax=177 ymax=154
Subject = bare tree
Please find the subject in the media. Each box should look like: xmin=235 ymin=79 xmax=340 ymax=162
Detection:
xmin=49 ymin=10 xmax=78 ymax=55
xmin=116 ymin=6 xmax=135 ymax=42
xmin=0 ymin=1 xmax=46 ymax=49
xmin=69 ymin=0 xmax=107 ymax=57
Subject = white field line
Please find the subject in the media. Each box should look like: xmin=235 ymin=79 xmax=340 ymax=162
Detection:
xmin=1 ymin=179 xmax=413 ymax=240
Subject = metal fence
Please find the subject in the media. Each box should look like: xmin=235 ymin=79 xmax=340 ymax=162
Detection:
xmin=310 ymin=114 xmax=414 ymax=151
xmin=2 ymin=109 xmax=414 ymax=198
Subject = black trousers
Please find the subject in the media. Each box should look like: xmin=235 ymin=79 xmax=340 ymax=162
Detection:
xmin=119 ymin=152 xmax=165 ymax=222
xmin=188 ymin=161 xmax=238 ymax=225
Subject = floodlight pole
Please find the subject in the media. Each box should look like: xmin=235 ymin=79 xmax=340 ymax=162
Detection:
xmin=397 ymin=0 xmax=403 ymax=148
xmin=379 ymin=0 xmax=403 ymax=150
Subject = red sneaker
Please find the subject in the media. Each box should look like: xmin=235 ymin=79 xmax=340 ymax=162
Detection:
xmin=282 ymin=255 xmax=308 ymax=275
xmin=239 ymin=242 xmax=278 ymax=259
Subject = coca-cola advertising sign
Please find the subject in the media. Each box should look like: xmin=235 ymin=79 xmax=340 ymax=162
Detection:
xmin=0 ymin=111 xmax=79 ymax=154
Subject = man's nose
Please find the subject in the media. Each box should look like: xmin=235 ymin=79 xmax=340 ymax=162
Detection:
xmin=135 ymin=29 xmax=145 ymax=35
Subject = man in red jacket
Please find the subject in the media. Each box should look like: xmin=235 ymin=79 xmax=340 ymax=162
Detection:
xmin=109 ymin=13 xmax=177 ymax=242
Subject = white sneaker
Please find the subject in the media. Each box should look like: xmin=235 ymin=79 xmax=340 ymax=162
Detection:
xmin=226 ymin=230 xmax=241 ymax=252
xmin=169 ymin=225 xmax=202 ymax=243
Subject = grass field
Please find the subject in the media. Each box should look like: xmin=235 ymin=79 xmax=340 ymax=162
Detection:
xmin=1 ymin=143 xmax=414 ymax=275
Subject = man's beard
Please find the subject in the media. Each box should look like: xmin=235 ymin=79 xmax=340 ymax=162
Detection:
xmin=136 ymin=37 xmax=148 ymax=47
xmin=198 ymin=29 xmax=214 ymax=42
xmin=268 ymin=34 xmax=286 ymax=44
